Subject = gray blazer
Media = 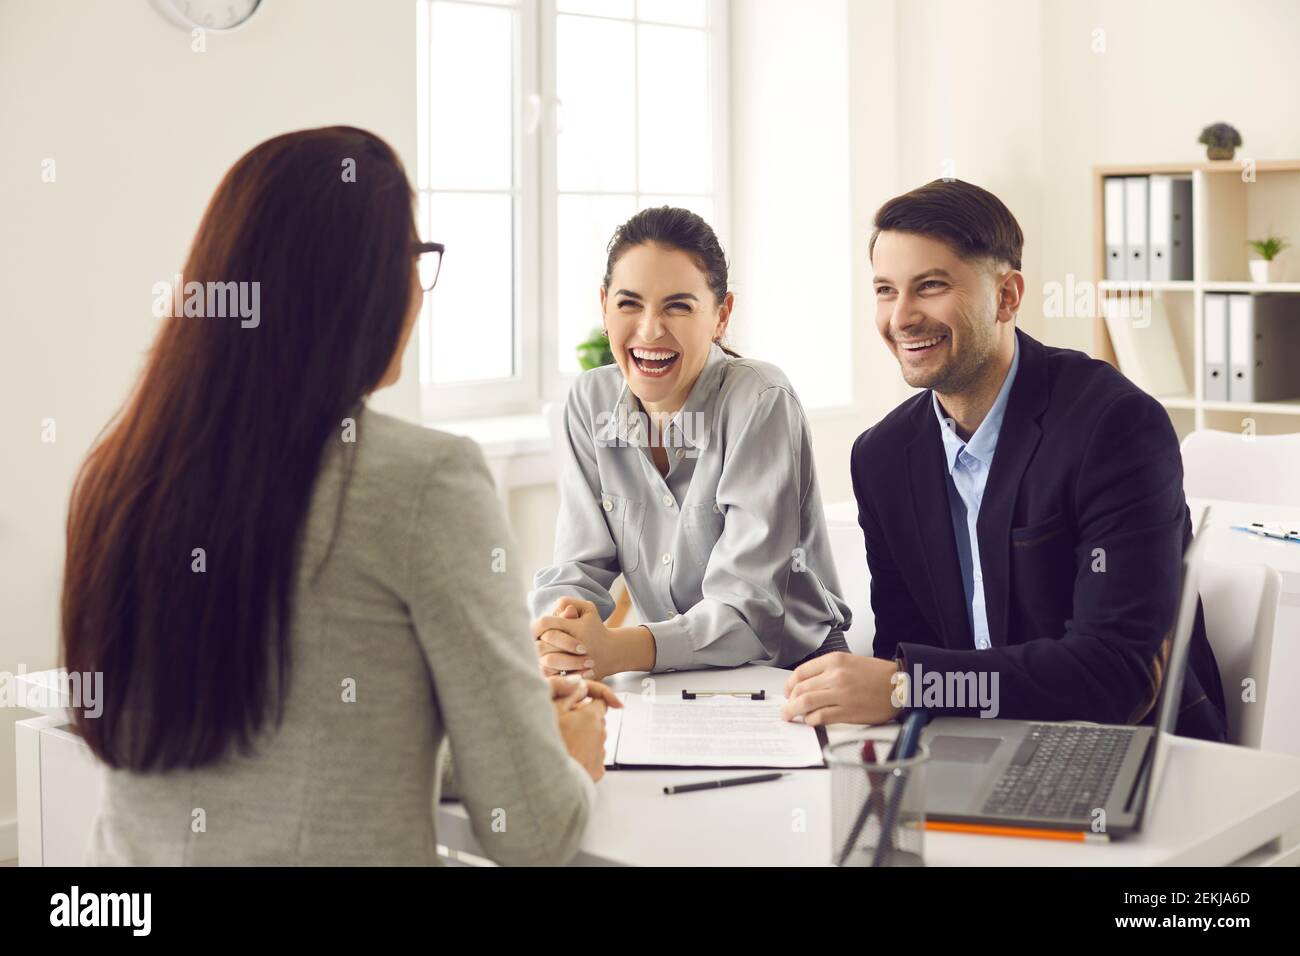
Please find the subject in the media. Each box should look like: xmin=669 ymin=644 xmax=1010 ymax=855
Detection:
xmin=531 ymin=343 xmax=851 ymax=671
xmin=86 ymin=409 xmax=594 ymax=866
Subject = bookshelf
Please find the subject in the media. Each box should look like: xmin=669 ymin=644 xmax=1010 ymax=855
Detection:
xmin=1092 ymin=160 xmax=1300 ymax=439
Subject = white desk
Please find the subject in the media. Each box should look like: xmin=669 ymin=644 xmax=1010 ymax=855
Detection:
xmin=435 ymin=664 xmax=1300 ymax=867
xmin=1187 ymin=498 xmax=1300 ymax=592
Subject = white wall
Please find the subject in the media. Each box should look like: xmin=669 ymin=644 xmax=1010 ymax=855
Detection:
xmin=1039 ymin=0 xmax=1300 ymax=350
xmin=729 ymin=0 xmax=854 ymax=411
xmin=0 ymin=0 xmax=418 ymax=834
xmin=891 ymin=0 xmax=1045 ymax=339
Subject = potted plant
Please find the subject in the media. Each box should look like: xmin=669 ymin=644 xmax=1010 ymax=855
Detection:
xmin=576 ymin=327 xmax=614 ymax=370
xmin=1246 ymin=235 xmax=1289 ymax=283
xmin=1198 ymin=122 xmax=1242 ymax=161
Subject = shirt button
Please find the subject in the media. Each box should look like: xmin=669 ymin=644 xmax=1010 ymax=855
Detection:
xmin=662 ymin=494 xmax=674 ymax=508
xmin=661 ymin=553 xmax=672 ymax=565
xmin=974 ymin=571 xmax=983 ymax=582
xmin=602 ymin=498 xmax=613 ymax=512
xmin=712 ymin=503 xmax=721 ymax=513
xmin=675 ymin=448 xmax=685 ymax=459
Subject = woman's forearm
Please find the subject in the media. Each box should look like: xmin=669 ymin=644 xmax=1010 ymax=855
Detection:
xmin=610 ymin=624 xmax=656 ymax=673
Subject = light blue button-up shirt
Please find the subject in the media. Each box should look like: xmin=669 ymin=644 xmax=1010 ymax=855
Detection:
xmin=931 ymin=338 xmax=1020 ymax=650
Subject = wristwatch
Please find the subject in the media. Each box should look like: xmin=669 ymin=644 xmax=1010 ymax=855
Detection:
xmin=890 ymin=653 xmax=909 ymax=711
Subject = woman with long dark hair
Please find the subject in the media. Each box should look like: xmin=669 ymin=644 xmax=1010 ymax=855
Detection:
xmin=530 ymin=206 xmax=851 ymax=679
xmin=64 ymin=126 xmax=609 ymax=866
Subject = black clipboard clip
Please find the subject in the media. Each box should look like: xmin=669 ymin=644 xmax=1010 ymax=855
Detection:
xmin=681 ymin=689 xmax=766 ymax=700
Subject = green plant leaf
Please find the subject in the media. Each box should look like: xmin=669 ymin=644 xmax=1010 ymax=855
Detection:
xmin=575 ymin=327 xmax=615 ymax=369
xmin=1247 ymin=236 xmax=1290 ymax=260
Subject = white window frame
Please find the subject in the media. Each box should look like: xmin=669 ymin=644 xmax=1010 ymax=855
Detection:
xmin=418 ymin=0 xmax=731 ymax=422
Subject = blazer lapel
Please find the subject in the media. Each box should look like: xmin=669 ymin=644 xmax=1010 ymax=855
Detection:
xmin=978 ymin=329 xmax=1050 ymax=648
xmin=905 ymin=408 xmax=972 ymax=649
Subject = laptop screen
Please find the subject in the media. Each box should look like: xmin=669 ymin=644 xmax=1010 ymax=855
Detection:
xmin=1136 ymin=507 xmax=1211 ymax=820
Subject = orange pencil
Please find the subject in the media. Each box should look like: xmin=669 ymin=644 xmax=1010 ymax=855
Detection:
xmin=921 ymin=820 xmax=1110 ymax=844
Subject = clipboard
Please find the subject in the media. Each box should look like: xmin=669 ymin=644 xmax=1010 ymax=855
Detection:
xmin=603 ymin=693 xmax=828 ymax=770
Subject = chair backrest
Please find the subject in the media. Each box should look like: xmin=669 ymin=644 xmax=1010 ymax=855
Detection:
xmin=822 ymin=503 xmax=876 ymax=656
xmin=1198 ymin=559 xmax=1281 ymax=748
xmin=1180 ymin=429 xmax=1300 ymax=507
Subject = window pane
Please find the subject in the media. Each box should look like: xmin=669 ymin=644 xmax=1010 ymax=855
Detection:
xmin=557 ymin=15 xmax=636 ymax=192
xmin=637 ymin=24 xmax=711 ymax=194
xmin=637 ymin=0 xmax=706 ymax=27
xmin=429 ymin=1 xmax=513 ymax=190
xmin=427 ymin=192 xmax=515 ymax=385
xmin=557 ymin=193 xmax=637 ymax=374
xmin=559 ymin=0 xmax=633 ymax=16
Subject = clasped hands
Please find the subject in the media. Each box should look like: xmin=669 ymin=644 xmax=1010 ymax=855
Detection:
xmin=532 ymin=597 xmax=656 ymax=680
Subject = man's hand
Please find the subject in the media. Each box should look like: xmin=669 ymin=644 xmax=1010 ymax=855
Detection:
xmin=781 ymin=653 xmax=903 ymax=726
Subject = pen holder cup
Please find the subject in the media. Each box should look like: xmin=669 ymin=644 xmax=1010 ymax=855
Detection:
xmin=825 ymin=737 xmax=930 ymax=867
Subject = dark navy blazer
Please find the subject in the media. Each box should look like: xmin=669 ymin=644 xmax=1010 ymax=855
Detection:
xmin=850 ymin=329 xmax=1227 ymax=741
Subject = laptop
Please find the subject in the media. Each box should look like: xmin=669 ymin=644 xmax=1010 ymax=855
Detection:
xmin=919 ymin=510 xmax=1210 ymax=839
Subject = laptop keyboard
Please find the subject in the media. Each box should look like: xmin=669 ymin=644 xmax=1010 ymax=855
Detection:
xmin=981 ymin=724 xmax=1136 ymax=821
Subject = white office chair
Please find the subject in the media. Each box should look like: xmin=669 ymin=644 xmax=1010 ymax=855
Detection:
xmin=1180 ymin=429 xmax=1300 ymax=507
xmin=1198 ymin=559 xmax=1281 ymax=749
xmin=823 ymin=500 xmax=876 ymax=656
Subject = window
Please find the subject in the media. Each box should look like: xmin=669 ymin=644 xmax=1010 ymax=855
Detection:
xmin=415 ymin=0 xmax=729 ymax=420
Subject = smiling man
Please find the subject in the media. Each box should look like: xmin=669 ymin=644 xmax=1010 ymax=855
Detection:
xmin=783 ymin=179 xmax=1228 ymax=741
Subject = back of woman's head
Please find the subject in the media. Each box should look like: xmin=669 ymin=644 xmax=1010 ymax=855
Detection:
xmin=62 ymin=126 xmax=416 ymax=771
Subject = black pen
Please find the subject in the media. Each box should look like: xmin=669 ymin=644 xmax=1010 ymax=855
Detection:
xmin=869 ymin=711 xmax=930 ymax=867
xmin=663 ymin=772 xmax=788 ymax=795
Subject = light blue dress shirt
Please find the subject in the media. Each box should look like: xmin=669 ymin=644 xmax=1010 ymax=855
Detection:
xmin=931 ymin=338 xmax=1020 ymax=650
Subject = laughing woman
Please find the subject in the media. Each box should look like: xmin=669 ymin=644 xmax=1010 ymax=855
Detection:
xmin=530 ymin=207 xmax=851 ymax=679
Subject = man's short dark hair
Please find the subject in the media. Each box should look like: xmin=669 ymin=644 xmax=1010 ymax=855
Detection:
xmin=869 ymin=179 xmax=1023 ymax=271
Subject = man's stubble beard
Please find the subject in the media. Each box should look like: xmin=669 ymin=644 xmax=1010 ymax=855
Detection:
xmin=904 ymin=308 xmax=998 ymax=396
